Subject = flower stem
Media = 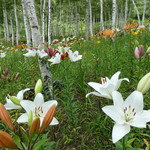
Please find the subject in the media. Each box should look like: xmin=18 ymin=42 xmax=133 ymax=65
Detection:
xmin=122 ymin=136 xmax=126 ymax=150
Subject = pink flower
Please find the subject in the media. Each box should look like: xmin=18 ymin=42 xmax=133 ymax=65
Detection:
xmin=45 ymin=48 xmax=59 ymax=57
xmin=134 ymin=45 xmax=145 ymax=58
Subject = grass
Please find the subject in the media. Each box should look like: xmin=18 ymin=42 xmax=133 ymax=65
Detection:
xmin=0 ymin=28 xmax=150 ymax=150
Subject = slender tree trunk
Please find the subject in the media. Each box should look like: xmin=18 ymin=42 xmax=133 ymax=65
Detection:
xmin=48 ymin=0 xmax=51 ymax=44
xmin=3 ymin=7 xmax=9 ymax=41
xmin=112 ymin=0 xmax=117 ymax=29
xmin=10 ymin=15 xmax=14 ymax=45
xmin=14 ymin=0 xmax=19 ymax=45
xmin=22 ymin=0 xmax=53 ymax=98
xmin=100 ymin=0 xmax=104 ymax=31
xmin=131 ymin=0 xmax=140 ymax=25
xmin=42 ymin=0 xmax=46 ymax=43
xmin=142 ymin=0 xmax=147 ymax=25
xmin=75 ymin=3 xmax=79 ymax=35
xmin=124 ymin=0 xmax=128 ymax=24
xmin=89 ymin=0 xmax=93 ymax=36
xmin=22 ymin=0 xmax=32 ymax=47
xmin=85 ymin=0 xmax=90 ymax=39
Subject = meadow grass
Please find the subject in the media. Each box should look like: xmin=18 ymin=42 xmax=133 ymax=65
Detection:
xmin=0 ymin=28 xmax=150 ymax=149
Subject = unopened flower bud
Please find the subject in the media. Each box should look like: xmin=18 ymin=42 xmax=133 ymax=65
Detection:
xmin=35 ymin=79 xmax=42 ymax=95
xmin=146 ymin=47 xmax=150 ymax=53
xmin=137 ymin=72 xmax=150 ymax=94
xmin=0 ymin=130 xmax=17 ymax=148
xmin=14 ymin=73 xmax=19 ymax=80
xmin=40 ymin=104 xmax=56 ymax=133
xmin=28 ymin=111 xmax=33 ymax=126
xmin=9 ymin=96 xmax=20 ymax=105
xmin=3 ymin=68 xmax=8 ymax=76
xmin=29 ymin=117 xmax=40 ymax=137
xmin=0 ymin=104 xmax=15 ymax=130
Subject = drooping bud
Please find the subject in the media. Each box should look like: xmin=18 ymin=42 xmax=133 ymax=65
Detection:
xmin=134 ymin=47 xmax=140 ymax=58
xmin=0 ymin=104 xmax=15 ymax=130
xmin=139 ymin=45 xmax=144 ymax=57
xmin=0 ymin=130 xmax=17 ymax=148
xmin=35 ymin=79 xmax=42 ymax=95
xmin=28 ymin=111 xmax=33 ymax=126
xmin=29 ymin=117 xmax=40 ymax=137
xmin=40 ymin=105 xmax=56 ymax=133
xmin=9 ymin=96 xmax=20 ymax=105
xmin=137 ymin=72 xmax=150 ymax=94
xmin=3 ymin=68 xmax=8 ymax=76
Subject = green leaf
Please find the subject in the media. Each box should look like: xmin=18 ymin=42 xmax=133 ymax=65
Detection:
xmin=32 ymin=139 xmax=47 ymax=150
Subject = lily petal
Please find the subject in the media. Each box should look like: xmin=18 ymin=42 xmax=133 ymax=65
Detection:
xmin=50 ymin=117 xmax=59 ymax=125
xmin=124 ymin=91 xmax=143 ymax=113
xmin=115 ymin=78 xmax=129 ymax=90
xmin=88 ymin=82 xmax=103 ymax=92
xmin=17 ymin=113 xmax=28 ymax=123
xmin=17 ymin=88 xmax=30 ymax=100
xmin=102 ymin=106 xmax=124 ymax=124
xmin=112 ymin=123 xmax=130 ymax=143
xmin=112 ymin=91 xmax=124 ymax=108
xmin=34 ymin=93 xmax=44 ymax=107
xmin=86 ymin=91 xmax=102 ymax=98
xmin=4 ymin=103 xmax=21 ymax=110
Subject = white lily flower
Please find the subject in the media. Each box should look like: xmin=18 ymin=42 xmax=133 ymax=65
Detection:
xmin=102 ymin=91 xmax=150 ymax=143
xmin=0 ymin=52 xmax=6 ymax=58
xmin=57 ymin=46 xmax=70 ymax=54
xmin=24 ymin=49 xmax=48 ymax=58
xmin=4 ymin=88 xmax=30 ymax=110
xmin=17 ymin=93 xmax=58 ymax=126
xmin=48 ymin=53 xmax=61 ymax=65
xmin=86 ymin=71 xmax=129 ymax=99
xmin=68 ymin=50 xmax=82 ymax=62
xmin=23 ymin=49 xmax=37 ymax=57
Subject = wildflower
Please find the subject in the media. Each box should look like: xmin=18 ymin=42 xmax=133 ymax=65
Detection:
xmin=102 ymin=91 xmax=150 ymax=143
xmin=0 ymin=52 xmax=6 ymax=58
xmin=68 ymin=50 xmax=82 ymax=62
xmin=4 ymin=88 xmax=30 ymax=110
xmin=0 ymin=104 xmax=15 ymax=130
xmin=134 ymin=45 xmax=145 ymax=58
xmin=48 ymin=53 xmax=61 ymax=65
xmin=0 ymin=130 xmax=17 ymax=148
xmin=137 ymin=72 xmax=150 ymax=94
xmin=17 ymin=93 xmax=58 ymax=126
xmin=86 ymin=71 xmax=129 ymax=99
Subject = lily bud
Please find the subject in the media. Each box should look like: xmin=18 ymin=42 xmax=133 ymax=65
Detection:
xmin=9 ymin=96 xmax=20 ymax=105
xmin=0 ymin=104 xmax=15 ymax=130
xmin=29 ymin=117 xmax=40 ymax=137
xmin=0 ymin=130 xmax=17 ymax=148
xmin=35 ymin=79 xmax=42 ymax=95
xmin=3 ymin=68 xmax=8 ymax=76
xmin=14 ymin=72 xmax=20 ymax=80
xmin=40 ymin=104 xmax=56 ymax=133
xmin=146 ymin=47 xmax=150 ymax=53
xmin=137 ymin=72 xmax=150 ymax=94
xmin=134 ymin=45 xmax=145 ymax=58
xmin=28 ymin=111 xmax=33 ymax=126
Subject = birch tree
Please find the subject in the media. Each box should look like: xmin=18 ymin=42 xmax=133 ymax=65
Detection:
xmin=131 ymin=0 xmax=140 ymax=25
xmin=89 ymin=0 xmax=93 ymax=36
xmin=48 ymin=0 xmax=51 ymax=44
xmin=112 ymin=0 xmax=117 ymax=29
xmin=85 ymin=0 xmax=90 ymax=39
xmin=14 ymin=0 xmax=19 ymax=45
xmin=142 ymin=0 xmax=147 ymax=25
xmin=124 ymin=0 xmax=128 ymax=24
xmin=42 ymin=0 xmax=46 ymax=43
xmin=10 ymin=15 xmax=14 ymax=45
xmin=3 ymin=7 xmax=9 ymax=41
xmin=22 ymin=0 xmax=53 ymax=97
xmin=100 ymin=0 xmax=104 ymax=31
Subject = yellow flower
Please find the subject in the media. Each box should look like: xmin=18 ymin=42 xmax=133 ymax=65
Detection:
xmin=97 ymin=41 xmax=101 ymax=44
xmin=132 ymin=31 xmax=139 ymax=35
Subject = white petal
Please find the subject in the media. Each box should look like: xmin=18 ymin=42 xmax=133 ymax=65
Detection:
xmin=88 ymin=82 xmax=103 ymax=92
xmin=37 ymin=50 xmax=48 ymax=58
xmin=17 ymin=88 xmax=30 ymax=100
xmin=4 ymin=103 xmax=21 ymax=110
xmin=17 ymin=113 xmax=28 ymax=123
xmin=112 ymin=91 xmax=124 ymax=108
xmin=124 ymin=91 xmax=143 ymax=113
xmin=34 ymin=93 xmax=44 ymax=107
xmin=129 ymin=115 xmax=147 ymax=128
xmin=99 ymin=87 xmax=113 ymax=99
xmin=110 ymin=71 xmax=120 ymax=84
xmin=50 ymin=117 xmax=59 ymax=125
xmin=102 ymin=106 xmax=124 ymax=124
xmin=115 ymin=78 xmax=129 ymax=90
xmin=86 ymin=91 xmax=102 ymax=98
xmin=140 ymin=110 xmax=150 ymax=122
xmin=20 ymin=100 xmax=35 ymax=113
xmin=23 ymin=50 xmax=37 ymax=57
xmin=42 ymin=100 xmax=58 ymax=114
xmin=112 ymin=123 xmax=130 ymax=143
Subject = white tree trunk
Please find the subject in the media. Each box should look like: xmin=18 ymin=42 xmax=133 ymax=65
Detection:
xmin=10 ymin=15 xmax=14 ymax=45
xmin=75 ymin=3 xmax=79 ymax=35
xmin=89 ymin=0 xmax=93 ymax=36
xmin=100 ymin=0 xmax=104 ymax=31
xmin=42 ymin=0 xmax=46 ymax=43
xmin=3 ymin=7 xmax=8 ymax=41
xmin=131 ymin=0 xmax=140 ymax=25
xmin=48 ymin=0 xmax=51 ymax=44
xmin=22 ymin=0 xmax=32 ymax=47
xmin=23 ymin=0 xmax=53 ymax=97
xmin=14 ymin=0 xmax=19 ymax=45
xmin=112 ymin=0 xmax=117 ymax=29
xmin=85 ymin=0 xmax=90 ymax=39
xmin=142 ymin=0 xmax=147 ymax=25
xmin=124 ymin=0 xmax=128 ymax=24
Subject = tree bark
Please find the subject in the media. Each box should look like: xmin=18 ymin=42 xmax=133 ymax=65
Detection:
xmin=22 ymin=0 xmax=53 ymax=98
xmin=124 ymin=0 xmax=128 ymax=24
xmin=142 ymin=0 xmax=147 ymax=25
xmin=100 ymin=0 xmax=104 ymax=31
xmin=89 ymin=0 xmax=93 ymax=36
xmin=10 ymin=15 xmax=15 ymax=45
xmin=42 ymin=0 xmax=46 ymax=43
xmin=112 ymin=0 xmax=117 ymax=29
xmin=85 ymin=0 xmax=90 ymax=39
xmin=48 ymin=0 xmax=52 ymax=44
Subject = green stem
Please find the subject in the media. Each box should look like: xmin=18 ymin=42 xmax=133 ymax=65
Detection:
xmin=122 ymin=136 xmax=126 ymax=150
